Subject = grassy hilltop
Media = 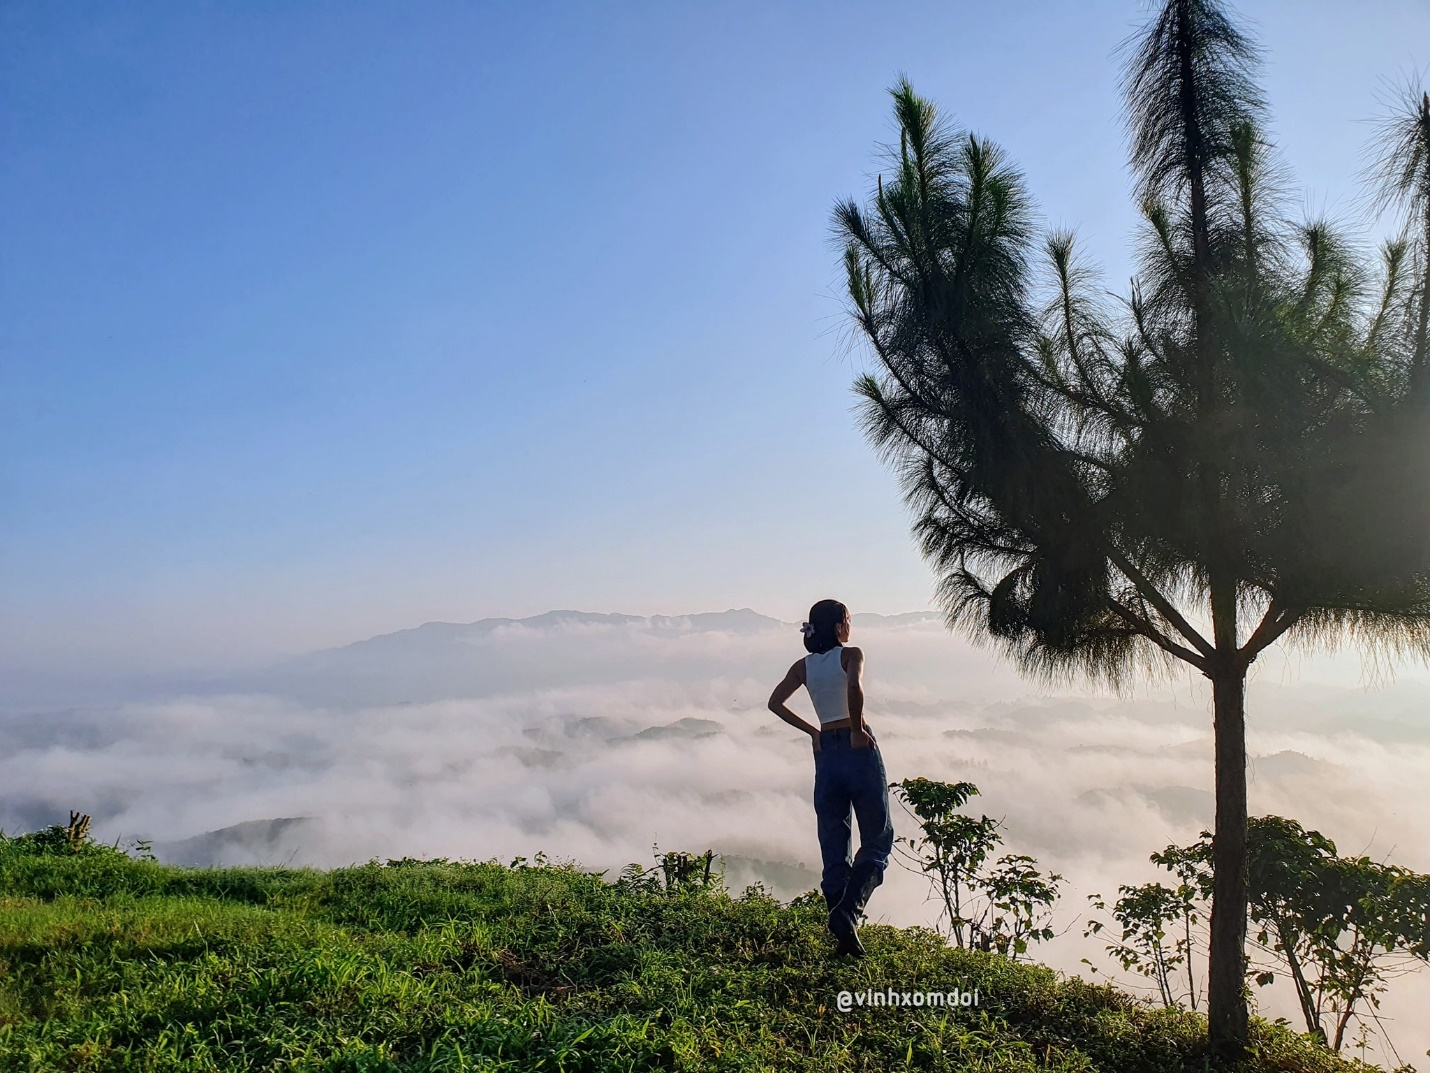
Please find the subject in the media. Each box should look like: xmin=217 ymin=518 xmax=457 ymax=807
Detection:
xmin=0 ymin=833 xmax=1384 ymax=1073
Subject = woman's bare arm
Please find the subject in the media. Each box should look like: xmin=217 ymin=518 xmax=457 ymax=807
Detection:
xmin=844 ymin=647 xmax=871 ymax=748
xmin=768 ymin=659 xmax=821 ymax=744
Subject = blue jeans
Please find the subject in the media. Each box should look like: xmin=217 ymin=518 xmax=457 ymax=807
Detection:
xmin=813 ymin=726 xmax=895 ymax=907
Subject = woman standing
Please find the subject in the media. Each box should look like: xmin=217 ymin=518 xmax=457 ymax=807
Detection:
xmin=767 ymin=599 xmax=895 ymax=956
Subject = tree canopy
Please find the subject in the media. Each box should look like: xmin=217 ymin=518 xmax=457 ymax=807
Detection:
xmin=837 ymin=75 xmax=1430 ymax=688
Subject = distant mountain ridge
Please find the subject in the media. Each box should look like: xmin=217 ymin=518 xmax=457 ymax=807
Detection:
xmin=154 ymin=817 xmax=316 ymax=868
xmin=327 ymin=608 xmax=938 ymax=656
xmin=0 ymin=608 xmax=939 ymax=714
xmin=327 ymin=608 xmax=788 ymax=657
xmin=229 ymin=608 xmax=938 ymax=708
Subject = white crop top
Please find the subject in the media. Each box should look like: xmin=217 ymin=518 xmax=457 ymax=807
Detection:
xmin=805 ymin=645 xmax=851 ymax=724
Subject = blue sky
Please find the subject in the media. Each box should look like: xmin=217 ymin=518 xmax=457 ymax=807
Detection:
xmin=3 ymin=0 xmax=1427 ymax=678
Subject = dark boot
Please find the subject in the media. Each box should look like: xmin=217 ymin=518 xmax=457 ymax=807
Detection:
xmin=828 ymin=861 xmax=883 ymax=957
xmin=823 ymin=886 xmax=858 ymax=952
xmin=833 ymin=926 xmax=865 ymax=957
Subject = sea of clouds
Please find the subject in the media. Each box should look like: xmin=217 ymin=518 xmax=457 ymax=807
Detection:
xmin=3 ymin=609 xmax=1428 ymax=1065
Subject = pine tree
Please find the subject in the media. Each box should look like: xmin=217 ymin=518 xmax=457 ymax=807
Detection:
xmin=835 ymin=1 xmax=1430 ymax=1059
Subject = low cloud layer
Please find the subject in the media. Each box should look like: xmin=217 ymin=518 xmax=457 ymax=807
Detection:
xmin=4 ymin=609 xmax=1428 ymax=1063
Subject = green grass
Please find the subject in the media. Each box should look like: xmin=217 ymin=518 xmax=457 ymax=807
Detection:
xmin=0 ymin=837 xmax=1383 ymax=1072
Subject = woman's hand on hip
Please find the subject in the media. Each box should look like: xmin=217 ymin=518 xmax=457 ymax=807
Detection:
xmin=851 ymin=727 xmax=873 ymax=750
xmin=809 ymin=727 xmax=822 ymax=754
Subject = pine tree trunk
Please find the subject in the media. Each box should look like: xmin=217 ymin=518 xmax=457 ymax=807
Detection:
xmin=1207 ymin=648 xmax=1249 ymax=1063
